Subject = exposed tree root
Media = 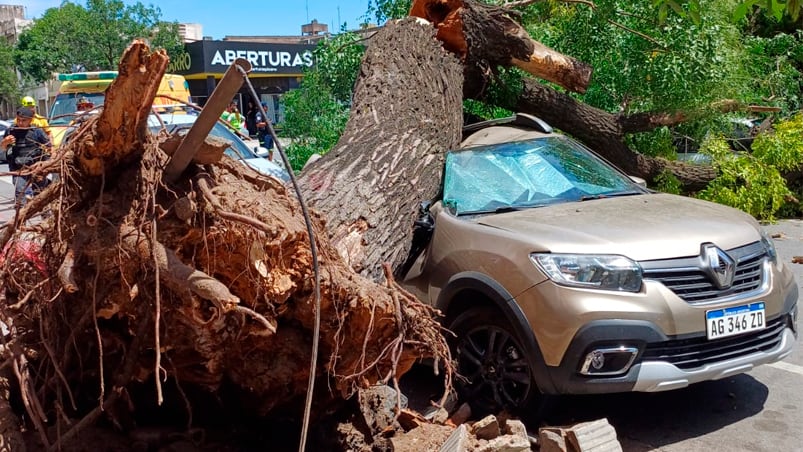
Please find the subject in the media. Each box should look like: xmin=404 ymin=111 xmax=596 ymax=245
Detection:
xmin=0 ymin=40 xmax=453 ymax=449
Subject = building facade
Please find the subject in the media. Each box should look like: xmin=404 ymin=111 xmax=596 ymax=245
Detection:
xmin=170 ymin=39 xmax=317 ymax=124
xmin=169 ymin=20 xmax=336 ymax=125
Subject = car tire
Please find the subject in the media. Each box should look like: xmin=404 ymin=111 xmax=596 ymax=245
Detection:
xmin=448 ymin=306 xmax=539 ymax=415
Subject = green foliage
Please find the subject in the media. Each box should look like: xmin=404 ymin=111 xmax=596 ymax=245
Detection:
xmin=14 ymin=0 xmax=184 ymax=83
xmin=741 ymin=32 xmax=803 ymax=114
xmin=463 ymin=99 xmax=513 ymax=121
xmin=525 ymin=1 xmax=747 ymax=115
xmin=653 ymin=169 xmax=683 ymax=194
xmin=280 ymin=34 xmax=365 ymax=171
xmin=462 ymin=67 xmax=524 ymax=121
xmin=625 ymin=127 xmax=677 ymax=159
xmin=307 ymin=33 xmax=365 ymax=104
xmin=697 ymin=135 xmax=791 ymax=221
xmin=751 ymin=113 xmax=803 ymax=171
xmin=0 ymin=38 xmax=20 ymax=106
xmin=366 ymin=0 xmax=412 ymax=23
xmin=281 ymin=35 xmax=365 ymax=171
xmin=653 ymin=0 xmax=702 ymax=25
xmin=282 ymin=71 xmax=350 ymax=172
xmin=733 ymin=0 xmax=802 ymax=21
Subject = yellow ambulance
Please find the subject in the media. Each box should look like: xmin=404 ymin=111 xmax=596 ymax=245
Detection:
xmin=48 ymin=71 xmax=192 ymax=147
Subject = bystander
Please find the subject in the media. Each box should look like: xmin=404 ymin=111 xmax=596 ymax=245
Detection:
xmin=1 ymin=107 xmax=51 ymax=209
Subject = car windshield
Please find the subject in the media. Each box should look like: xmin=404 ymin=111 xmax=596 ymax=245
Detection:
xmin=49 ymin=93 xmax=107 ymax=126
xmin=443 ymin=136 xmax=643 ymax=215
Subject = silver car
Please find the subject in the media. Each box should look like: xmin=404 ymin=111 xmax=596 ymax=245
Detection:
xmin=402 ymin=114 xmax=799 ymax=414
xmin=148 ymin=113 xmax=289 ymax=182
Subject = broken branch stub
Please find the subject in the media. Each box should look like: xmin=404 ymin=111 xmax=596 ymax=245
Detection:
xmin=410 ymin=0 xmax=593 ymax=94
xmin=76 ymin=40 xmax=169 ymax=176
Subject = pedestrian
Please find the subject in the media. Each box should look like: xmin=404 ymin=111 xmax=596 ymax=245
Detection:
xmin=1 ymin=107 xmax=51 ymax=209
xmin=245 ymin=100 xmax=258 ymax=137
xmin=221 ymin=102 xmax=246 ymax=135
xmin=19 ymin=96 xmax=53 ymax=144
xmin=229 ymin=105 xmax=246 ymax=134
xmin=255 ymin=103 xmax=274 ymax=159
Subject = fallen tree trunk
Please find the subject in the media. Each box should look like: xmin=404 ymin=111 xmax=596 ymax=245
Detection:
xmin=298 ymin=18 xmax=464 ymax=280
xmin=300 ymin=0 xmax=596 ymax=279
xmin=0 ymin=40 xmax=451 ymax=447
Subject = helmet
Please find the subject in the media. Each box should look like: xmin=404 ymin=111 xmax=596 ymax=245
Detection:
xmin=21 ymin=96 xmax=36 ymax=107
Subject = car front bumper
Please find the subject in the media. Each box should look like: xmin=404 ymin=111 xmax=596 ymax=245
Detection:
xmin=539 ymin=300 xmax=797 ymax=395
xmin=632 ymin=327 xmax=796 ymax=392
xmin=517 ymin=252 xmax=799 ymax=395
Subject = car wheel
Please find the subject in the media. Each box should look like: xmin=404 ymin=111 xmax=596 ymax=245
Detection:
xmin=448 ymin=306 xmax=537 ymax=415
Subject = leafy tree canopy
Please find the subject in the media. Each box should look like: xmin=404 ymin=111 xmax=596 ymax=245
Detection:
xmin=14 ymin=0 xmax=184 ymax=83
xmin=0 ymin=38 xmax=21 ymax=107
xmin=287 ymin=0 xmax=801 ymax=177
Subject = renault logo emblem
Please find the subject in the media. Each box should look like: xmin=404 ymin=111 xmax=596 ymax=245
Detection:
xmin=701 ymin=244 xmax=735 ymax=289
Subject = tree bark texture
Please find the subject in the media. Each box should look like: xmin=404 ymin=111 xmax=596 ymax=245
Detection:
xmin=299 ymin=18 xmax=464 ymax=280
xmin=74 ymin=40 xmax=169 ymax=176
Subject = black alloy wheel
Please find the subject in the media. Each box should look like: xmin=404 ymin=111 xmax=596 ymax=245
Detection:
xmin=449 ymin=306 xmax=536 ymax=415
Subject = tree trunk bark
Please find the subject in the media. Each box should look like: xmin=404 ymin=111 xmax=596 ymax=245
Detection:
xmin=298 ymin=18 xmax=464 ymax=280
xmin=74 ymin=40 xmax=169 ymax=176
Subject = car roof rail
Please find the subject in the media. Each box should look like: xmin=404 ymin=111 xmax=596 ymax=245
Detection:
xmin=462 ymin=112 xmax=553 ymax=135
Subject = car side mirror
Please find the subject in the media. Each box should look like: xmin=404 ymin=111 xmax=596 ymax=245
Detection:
xmin=629 ymin=176 xmax=647 ymax=188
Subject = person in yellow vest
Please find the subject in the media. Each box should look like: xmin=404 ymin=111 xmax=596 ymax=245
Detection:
xmin=19 ymin=96 xmax=53 ymax=144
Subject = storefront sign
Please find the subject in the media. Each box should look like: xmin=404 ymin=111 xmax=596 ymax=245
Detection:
xmin=177 ymin=41 xmax=316 ymax=76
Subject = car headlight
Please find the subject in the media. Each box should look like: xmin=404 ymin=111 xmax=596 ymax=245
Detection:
xmin=530 ymin=253 xmax=643 ymax=292
xmin=759 ymin=229 xmax=778 ymax=265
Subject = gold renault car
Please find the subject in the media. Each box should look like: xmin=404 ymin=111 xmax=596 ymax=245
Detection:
xmin=401 ymin=114 xmax=799 ymax=414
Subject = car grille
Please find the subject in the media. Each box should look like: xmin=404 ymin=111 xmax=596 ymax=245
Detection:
xmin=641 ymin=241 xmax=766 ymax=304
xmin=641 ymin=315 xmax=787 ymax=370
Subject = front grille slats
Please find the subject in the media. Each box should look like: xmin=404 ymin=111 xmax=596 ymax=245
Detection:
xmin=642 ymin=317 xmax=786 ymax=369
xmin=641 ymin=242 xmax=766 ymax=304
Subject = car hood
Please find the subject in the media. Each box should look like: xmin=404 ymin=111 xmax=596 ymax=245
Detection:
xmin=242 ymin=157 xmax=290 ymax=182
xmin=473 ymin=193 xmax=762 ymax=261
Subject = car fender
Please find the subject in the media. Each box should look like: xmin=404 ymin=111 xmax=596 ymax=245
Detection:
xmin=437 ymin=271 xmax=558 ymax=394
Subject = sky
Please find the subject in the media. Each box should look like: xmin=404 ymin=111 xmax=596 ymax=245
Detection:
xmin=6 ymin=0 xmax=374 ymax=39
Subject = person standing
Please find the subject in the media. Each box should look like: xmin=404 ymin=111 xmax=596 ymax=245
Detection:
xmin=19 ymin=96 xmax=53 ymax=144
xmin=227 ymin=104 xmax=245 ymax=134
xmin=245 ymin=100 xmax=258 ymax=137
xmin=255 ymin=103 xmax=274 ymax=159
xmin=1 ymin=107 xmax=51 ymax=209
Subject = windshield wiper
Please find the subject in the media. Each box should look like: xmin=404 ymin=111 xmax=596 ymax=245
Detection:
xmin=579 ymin=190 xmax=643 ymax=201
xmin=463 ymin=202 xmax=548 ymax=215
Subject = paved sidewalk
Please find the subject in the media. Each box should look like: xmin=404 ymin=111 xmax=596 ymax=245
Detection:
xmin=0 ymin=178 xmax=15 ymax=224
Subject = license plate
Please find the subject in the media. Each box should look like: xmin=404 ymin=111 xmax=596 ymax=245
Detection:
xmin=706 ymin=302 xmax=765 ymax=340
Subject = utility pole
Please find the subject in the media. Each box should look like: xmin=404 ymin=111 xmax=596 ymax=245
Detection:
xmin=305 ymin=0 xmax=309 ymax=22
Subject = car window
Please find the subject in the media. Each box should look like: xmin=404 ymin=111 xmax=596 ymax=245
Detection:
xmin=444 ymin=136 xmax=641 ymax=215
xmin=49 ymin=93 xmax=107 ymax=125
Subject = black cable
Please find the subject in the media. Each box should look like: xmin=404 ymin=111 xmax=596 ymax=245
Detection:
xmin=234 ymin=65 xmax=322 ymax=452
